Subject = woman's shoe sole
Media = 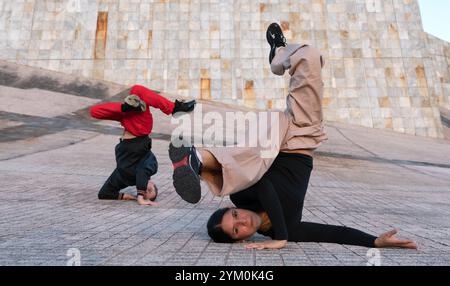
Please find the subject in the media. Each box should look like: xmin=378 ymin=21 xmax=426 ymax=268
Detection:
xmin=169 ymin=142 xmax=201 ymax=204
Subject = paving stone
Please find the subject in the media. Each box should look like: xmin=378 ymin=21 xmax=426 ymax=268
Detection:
xmin=0 ymin=74 xmax=449 ymax=266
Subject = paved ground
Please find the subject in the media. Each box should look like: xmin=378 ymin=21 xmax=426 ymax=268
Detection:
xmin=1 ymin=61 xmax=450 ymax=266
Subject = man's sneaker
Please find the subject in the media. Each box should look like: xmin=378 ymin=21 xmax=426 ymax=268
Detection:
xmin=122 ymin=94 xmax=146 ymax=112
xmin=172 ymin=99 xmax=196 ymax=114
xmin=169 ymin=140 xmax=202 ymax=204
xmin=266 ymin=23 xmax=287 ymax=64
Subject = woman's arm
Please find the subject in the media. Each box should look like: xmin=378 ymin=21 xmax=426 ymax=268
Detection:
xmin=244 ymin=177 xmax=289 ymax=250
xmin=289 ymin=222 xmax=377 ymax=248
xmin=289 ymin=222 xmax=417 ymax=249
xmin=255 ymin=177 xmax=288 ymax=241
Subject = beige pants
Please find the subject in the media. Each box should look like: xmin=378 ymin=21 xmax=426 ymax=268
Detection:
xmin=203 ymin=44 xmax=328 ymax=197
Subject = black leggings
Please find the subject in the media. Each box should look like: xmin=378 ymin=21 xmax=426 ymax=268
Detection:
xmin=266 ymin=153 xmax=377 ymax=247
xmin=98 ymin=136 xmax=158 ymax=200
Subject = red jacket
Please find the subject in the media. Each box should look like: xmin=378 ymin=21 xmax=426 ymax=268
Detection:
xmin=90 ymin=85 xmax=175 ymax=137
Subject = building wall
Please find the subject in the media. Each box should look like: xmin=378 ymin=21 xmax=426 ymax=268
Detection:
xmin=0 ymin=0 xmax=448 ymax=138
xmin=425 ymin=34 xmax=450 ymax=111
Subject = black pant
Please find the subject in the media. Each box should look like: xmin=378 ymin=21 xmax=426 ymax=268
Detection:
xmin=98 ymin=136 xmax=158 ymax=200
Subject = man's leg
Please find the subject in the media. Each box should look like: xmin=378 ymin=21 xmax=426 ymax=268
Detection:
xmin=130 ymin=85 xmax=195 ymax=116
xmin=130 ymin=85 xmax=174 ymax=115
xmin=98 ymin=169 xmax=128 ymax=200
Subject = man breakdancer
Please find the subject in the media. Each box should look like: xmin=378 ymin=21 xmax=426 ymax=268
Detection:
xmin=91 ymin=85 xmax=196 ymax=206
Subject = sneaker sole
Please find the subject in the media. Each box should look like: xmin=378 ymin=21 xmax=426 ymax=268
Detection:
xmin=169 ymin=142 xmax=201 ymax=204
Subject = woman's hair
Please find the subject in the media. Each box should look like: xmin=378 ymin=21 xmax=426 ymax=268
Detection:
xmin=207 ymin=208 xmax=238 ymax=243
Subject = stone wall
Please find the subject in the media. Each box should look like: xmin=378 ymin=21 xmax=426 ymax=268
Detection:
xmin=0 ymin=0 xmax=448 ymax=138
xmin=425 ymin=34 xmax=450 ymax=111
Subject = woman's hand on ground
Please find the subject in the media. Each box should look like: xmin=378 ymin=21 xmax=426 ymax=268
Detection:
xmin=374 ymin=229 xmax=418 ymax=249
xmin=245 ymin=240 xmax=287 ymax=250
xmin=137 ymin=195 xmax=158 ymax=206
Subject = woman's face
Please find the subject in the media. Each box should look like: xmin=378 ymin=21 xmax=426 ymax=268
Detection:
xmin=221 ymin=208 xmax=262 ymax=241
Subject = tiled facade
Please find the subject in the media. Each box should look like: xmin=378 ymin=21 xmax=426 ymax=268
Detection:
xmin=0 ymin=0 xmax=449 ymax=138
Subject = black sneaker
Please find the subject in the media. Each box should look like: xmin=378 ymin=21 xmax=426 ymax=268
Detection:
xmin=122 ymin=94 xmax=146 ymax=112
xmin=172 ymin=99 xmax=196 ymax=114
xmin=266 ymin=23 xmax=287 ymax=64
xmin=169 ymin=139 xmax=202 ymax=204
